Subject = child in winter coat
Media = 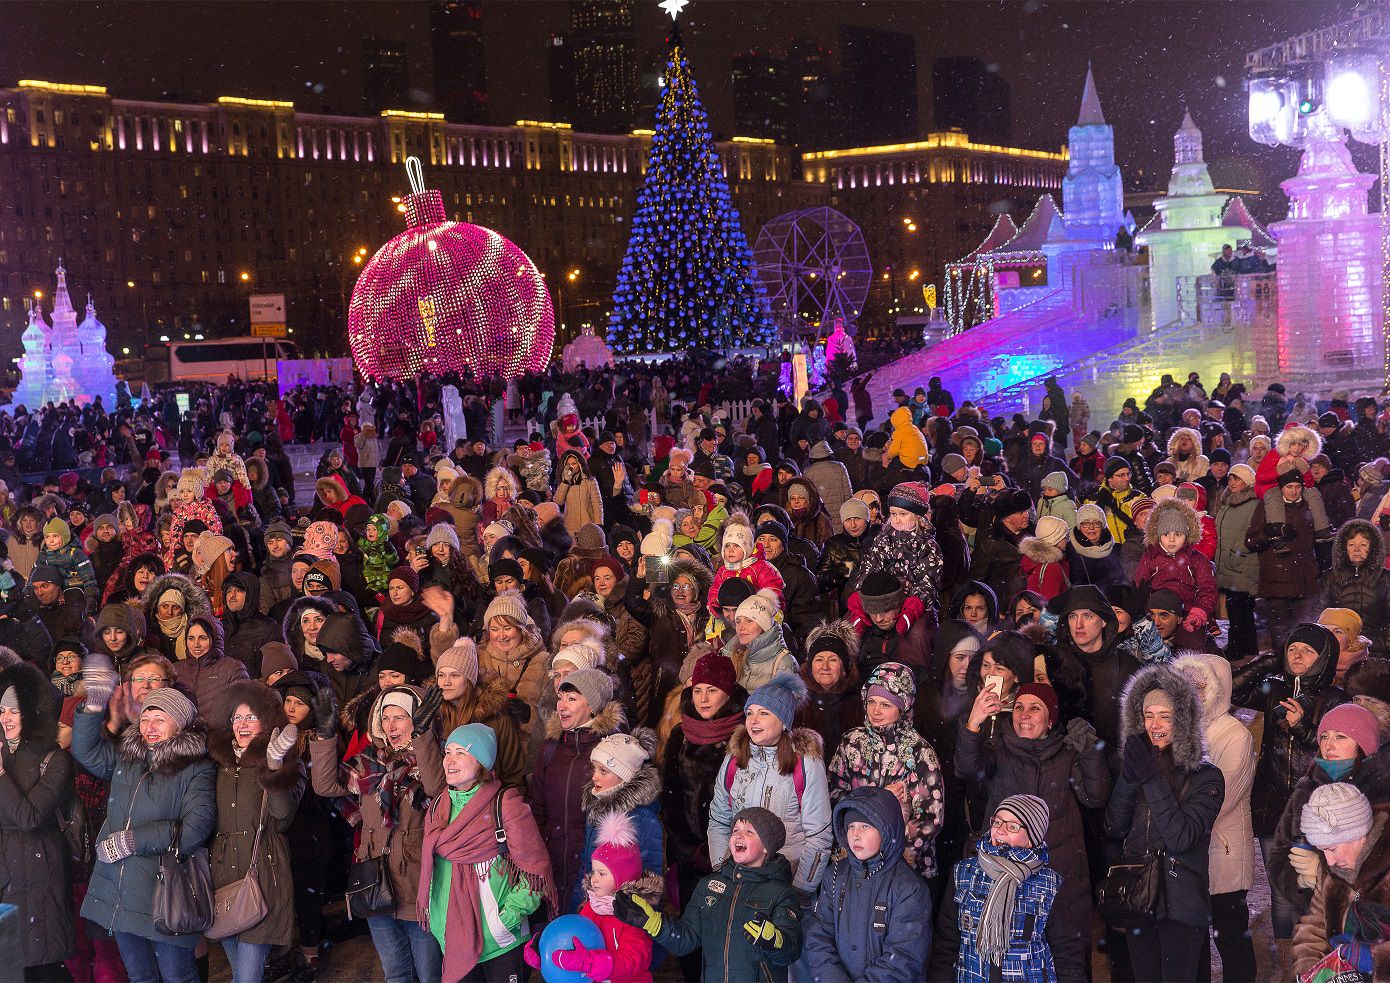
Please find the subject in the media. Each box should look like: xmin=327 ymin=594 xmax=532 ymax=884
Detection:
xmin=575 ymin=730 xmax=665 ymax=911
xmin=800 ymin=786 xmax=933 ymax=982
xmin=1019 ymin=514 xmax=1071 ymax=601
xmin=1036 ymin=471 xmax=1078 ymax=528
xmin=1133 ymin=498 xmax=1218 ymax=639
xmin=357 ymin=513 xmax=398 ymax=594
xmin=707 ymin=515 xmax=785 ymax=617
xmin=929 ymin=795 xmax=1061 ymax=983
xmin=855 ymin=482 xmax=945 ymax=612
xmin=526 ymin=813 xmax=662 ymax=983
xmin=39 ymin=516 xmax=98 ymax=603
xmin=615 ymin=807 xmax=803 ymax=981
xmin=827 ymin=662 xmax=945 ymax=879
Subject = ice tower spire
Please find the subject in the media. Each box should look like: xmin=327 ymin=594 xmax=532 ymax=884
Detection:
xmin=1077 ymin=64 xmax=1105 ymax=127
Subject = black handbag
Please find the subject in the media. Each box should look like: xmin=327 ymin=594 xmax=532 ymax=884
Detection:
xmin=152 ymin=820 xmax=215 ymax=936
xmin=346 ymin=839 xmax=396 ymax=921
xmin=1096 ymin=852 xmax=1167 ymax=928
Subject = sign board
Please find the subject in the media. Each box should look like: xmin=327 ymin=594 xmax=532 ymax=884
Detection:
xmin=251 ymin=322 xmax=287 ymax=338
xmin=249 ymin=294 xmax=286 ymax=324
xmin=923 ymin=284 xmax=937 ymax=310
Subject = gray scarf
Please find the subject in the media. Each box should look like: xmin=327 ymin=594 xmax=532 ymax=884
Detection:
xmin=975 ymin=843 xmax=1046 ymax=966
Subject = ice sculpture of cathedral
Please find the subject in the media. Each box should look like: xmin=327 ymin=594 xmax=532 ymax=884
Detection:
xmin=11 ymin=262 xmax=119 ymax=408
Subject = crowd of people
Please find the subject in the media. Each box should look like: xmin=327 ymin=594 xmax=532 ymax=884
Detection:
xmin=5 ymin=362 xmax=1390 ymax=983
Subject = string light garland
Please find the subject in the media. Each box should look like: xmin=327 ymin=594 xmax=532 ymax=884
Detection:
xmin=347 ymin=156 xmax=555 ymax=381
xmin=608 ymin=5 xmax=774 ymax=354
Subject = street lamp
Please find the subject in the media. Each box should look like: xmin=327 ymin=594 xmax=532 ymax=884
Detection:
xmin=239 ymin=271 xmax=251 ymax=282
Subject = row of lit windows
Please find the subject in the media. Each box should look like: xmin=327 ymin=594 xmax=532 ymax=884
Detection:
xmin=832 ymin=158 xmax=1064 ymax=190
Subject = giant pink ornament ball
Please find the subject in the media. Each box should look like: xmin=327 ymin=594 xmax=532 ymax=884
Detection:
xmin=348 ymin=164 xmax=554 ymax=382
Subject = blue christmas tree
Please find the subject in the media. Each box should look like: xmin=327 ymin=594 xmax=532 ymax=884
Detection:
xmin=608 ymin=21 xmax=773 ymax=354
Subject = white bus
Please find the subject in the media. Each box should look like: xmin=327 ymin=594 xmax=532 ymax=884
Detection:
xmin=162 ymin=338 xmax=300 ymax=382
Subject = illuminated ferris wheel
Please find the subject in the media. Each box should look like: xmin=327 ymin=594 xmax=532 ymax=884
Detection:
xmin=753 ymin=206 xmax=873 ymax=339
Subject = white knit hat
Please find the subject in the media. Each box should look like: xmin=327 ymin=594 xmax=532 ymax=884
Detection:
xmin=1034 ymin=514 xmax=1069 ymax=548
xmin=734 ymin=588 xmax=781 ymax=633
xmin=591 ymin=732 xmax=650 ymax=783
xmin=552 ymin=641 xmax=602 ymax=673
xmin=722 ymin=523 xmax=755 ymax=558
xmin=1302 ymin=783 xmax=1374 ymax=848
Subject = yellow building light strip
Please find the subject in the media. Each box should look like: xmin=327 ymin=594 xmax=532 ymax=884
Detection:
xmin=802 ymin=131 xmax=1068 ymax=162
xmin=381 ymin=110 xmax=445 ymax=121
xmin=19 ymin=80 xmax=108 ymax=95
xmin=631 ymin=128 xmax=655 ymax=136
xmin=731 ymin=136 xmax=775 ymax=145
xmin=515 ymin=120 xmax=573 ymax=129
xmin=217 ymin=96 xmax=294 ymax=110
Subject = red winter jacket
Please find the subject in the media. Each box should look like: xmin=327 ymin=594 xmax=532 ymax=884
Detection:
xmin=1133 ymin=543 xmax=1218 ymax=616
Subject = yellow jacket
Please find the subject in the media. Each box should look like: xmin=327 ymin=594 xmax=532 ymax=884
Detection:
xmin=885 ymin=406 xmax=929 ymax=468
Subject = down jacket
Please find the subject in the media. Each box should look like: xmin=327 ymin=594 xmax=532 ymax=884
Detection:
xmin=800 ymin=787 xmax=933 ymax=983
xmin=1212 ymin=486 xmax=1260 ymax=595
xmin=803 ymin=443 xmax=854 ymax=535
xmin=207 ymin=681 xmax=306 ymax=947
xmin=1292 ymin=806 xmax=1390 ymax=980
xmin=73 ymin=709 xmax=217 ymax=948
xmin=0 ymin=661 xmax=75 ymax=968
xmin=1322 ymin=518 xmax=1390 ymax=656
xmin=827 ymin=663 xmax=945 ymax=878
xmin=528 ymin=698 xmax=627 ymax=913
xmin=1173 ymin=653 xmax=1255 ymax=896
xmin=1231 ymin=622 xmax=1346 ymax=834
xmin=575 ymin=730 xmax=664 ymax=910
xmin=709 ymin=725 xmax=833 ymax=893
xmin=1132 ymin=498 xmax=1218 ymax=617
xmin=1104 ymin=665 xmax=1225 ymax=930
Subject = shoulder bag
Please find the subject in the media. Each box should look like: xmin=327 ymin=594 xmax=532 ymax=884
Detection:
xmin=346 ymin=828 xmax=396 ymax=920
xmin=150 ymin=770 xmax=215 ymax=936
xmin=206 ymin=794 xmax=270 ymax=939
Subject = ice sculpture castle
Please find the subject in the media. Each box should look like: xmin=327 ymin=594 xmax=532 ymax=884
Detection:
xmin=12 ymin=262 xmax=119 ymax=408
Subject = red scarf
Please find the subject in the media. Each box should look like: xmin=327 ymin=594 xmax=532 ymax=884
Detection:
xmin=681 ymin=710 xmax=741 ymax=746
xmin=418 ymin=781 xmax=556 ymax=981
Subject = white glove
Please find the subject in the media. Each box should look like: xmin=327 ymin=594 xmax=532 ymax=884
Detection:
xmin=1289 ymin=846 xmax=1321 ymax=890
xmin=265 ymin=724 xmax=298 ymax=770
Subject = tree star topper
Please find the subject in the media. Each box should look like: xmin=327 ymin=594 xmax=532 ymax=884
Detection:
xmin=659 ymin=0 xmax=688 ymax=21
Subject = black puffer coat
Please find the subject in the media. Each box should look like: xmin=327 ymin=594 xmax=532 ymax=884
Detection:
xmin=1232 ymin=623 xmax=1347 ymax=834
xmin=1105 ymin=664 xmax=1225 ymax=930
xmin=768 ymin=548 xmax=821 ymax=647
xmin=0 ymin=661 xmax=75 ymax=968
xmin=1323 ymin=519 xmax=1390 ymax=656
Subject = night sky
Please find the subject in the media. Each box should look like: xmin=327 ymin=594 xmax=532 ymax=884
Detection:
xmin=0 ymin=0 xmax=1375 ymax=218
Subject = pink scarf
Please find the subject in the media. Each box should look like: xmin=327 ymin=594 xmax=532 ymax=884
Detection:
xmin=418 ymin=782 xmax=556 ymax=981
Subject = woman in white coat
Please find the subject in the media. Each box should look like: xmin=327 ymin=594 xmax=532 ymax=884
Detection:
xmin=1174 ymin=651 xmax=1256 ymax=983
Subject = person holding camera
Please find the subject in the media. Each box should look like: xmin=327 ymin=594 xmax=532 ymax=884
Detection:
xmin=1232 ymin=622 xmax=1346 ymax=942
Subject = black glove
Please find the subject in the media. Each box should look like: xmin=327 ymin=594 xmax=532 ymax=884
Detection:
xmin=312 ymin=686 xmax=339 ymax=741
xmin=504 ymin=695 xmax=532 ymax=726
xmin=1263 ymin=522 xmax=1284 ymax=540
xmin=613 ymin=890 xmax=660 ymax=934
xmin=1122 ymin=734 xmax=1159 ymax=784
xmin=1281 ymin=522 xmax=1298 ymax=541
xmin=412 ymin=687 xmax=443 ymax=736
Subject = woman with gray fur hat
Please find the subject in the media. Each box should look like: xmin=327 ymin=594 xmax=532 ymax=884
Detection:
xmin=1104 ymin=664 xmax=1224 ymax=981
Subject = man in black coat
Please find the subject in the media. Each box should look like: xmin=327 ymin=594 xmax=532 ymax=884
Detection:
xmin=756 ymin=521 xmax=820 ymax=647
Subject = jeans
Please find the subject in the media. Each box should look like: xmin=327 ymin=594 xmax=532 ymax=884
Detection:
xmin=1203 ymin=890 xmax=1257 ymax=983
xmin=112 ymin=933 xmax=198 ymax=983
xmin=1126 ymin=919 xmax=1207 ymax=983
xmin=1260 ymin=834 xmax=1299 ymax=937
xmin=220 ymin=939 xmax=272 ymax=983
xmin=368 ymin=915 xmax=443 ymax=983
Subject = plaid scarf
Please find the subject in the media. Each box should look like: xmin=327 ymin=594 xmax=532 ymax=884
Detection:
xmin=340 ymin=745 xmax=425 ymax=830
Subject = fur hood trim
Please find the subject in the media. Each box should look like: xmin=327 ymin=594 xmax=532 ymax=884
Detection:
xmin=341 ymin=684 xmax=378 ymax=735
xmin=544 ymin=696 xmax=626 ymax=741
xmin=584 ymin=869 xmax=665 ymax=906
xmin=246 ymin=457 xmax=270 ymax=491
xmin=0 ymin=661 xmax=57 ymax=745
xmin=118 ymin=722 xmax=209 ymax=774
xmin=727 ymin=724 xmax=824 ymax=762
xmin=1335 ymin=518 xmax=1387 ymax=574
xmin=141 ymin=572 xmax=213 ymax=622
xmin=584 ymin=758 xmax=661 ymax=816
xmin=1172 ymin=651 xmax=1234 ymax=728
xmin=1144 ymin=497 xmax=1203 ymax=548
xmin=1166 ymin=427 xmax=1204 ymax=458
xmin=1019 ymin=536 xmax=1065 ymax=564
xmin=483 ymin=466 xmax=520 ymax=502
xmin=206 ymin=725 xmax=302 ymax=789
xmin=1277 ymin=424 xmax=1323 ymax=459
xmin=1118 ymin=663 xmax=1208 ymax=772
xmin=447 ymin=474 xmax=483 ymax=510
xmin=464 ymin=671 xmax=513 ymax=721
xmin=804 ymin=618 xmax=860 ymax=663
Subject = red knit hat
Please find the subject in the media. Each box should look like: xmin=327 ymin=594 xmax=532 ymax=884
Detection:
xmin=692 ymin=653 xmax=736 ymax=695
xmin=590 ymin=555 xmax=624 ymax=582
xmin=591 ymin=812 xmax=642 ymax=888
xmin=1015 ymin=682 xmax=1059 ymax=727
xmin=388 ymin=565 xmax=420 ymax=594
xmin=1319 ymin=702 xmax=1382 ymax=756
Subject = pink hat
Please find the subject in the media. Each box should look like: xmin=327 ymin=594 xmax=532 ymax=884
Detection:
xmin=591 ymin=812 xmax=642 ymax=888
xmin=1319 ymin=702 xmax=1382 ymax=756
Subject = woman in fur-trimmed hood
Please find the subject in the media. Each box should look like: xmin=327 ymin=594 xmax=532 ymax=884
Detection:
xmin=0 ymin=659 xmax=76 ymax=971
xmin=575 ymin=727 xmax=664 ymax=911
xmin=1104 ymin=664 xmax=1225 ymax=974
xmin=141 ymin=571 xmax=214 ymax=663
xmin=206 ymin=680 xmax=305 ymax=952
xmin=1166 ymin=427 xmax=1210 ymax=483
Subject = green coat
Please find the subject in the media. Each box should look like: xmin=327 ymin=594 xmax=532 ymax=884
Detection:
xmin=656 ymin=853 xmax=803 ymax=982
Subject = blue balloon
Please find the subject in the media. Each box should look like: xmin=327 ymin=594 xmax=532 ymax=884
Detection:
xmin=538 ymin=914 xmax=605 ymax=983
